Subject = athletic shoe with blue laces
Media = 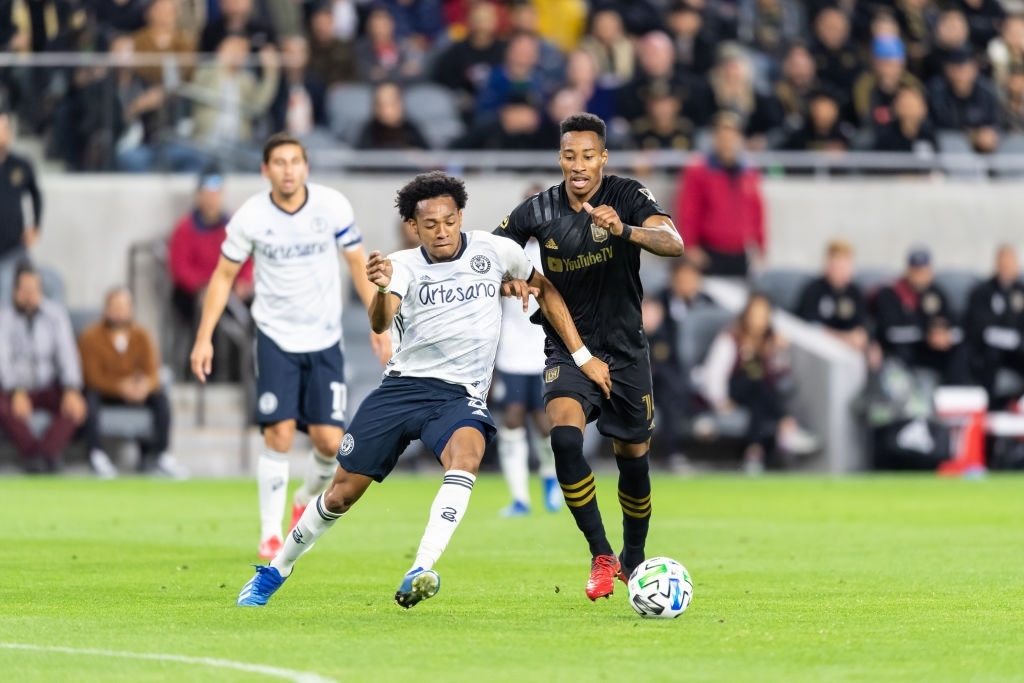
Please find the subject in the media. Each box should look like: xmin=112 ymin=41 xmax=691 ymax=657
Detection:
xmin=394 ymin=567 xmax=440 ymax=609
xmin=499 ymin=500 xmax=531 ymax=517
xmin=237 ymin=565 xmax=287 ymax=606
xmin=542 ymin=477 xmax=563 ymax=513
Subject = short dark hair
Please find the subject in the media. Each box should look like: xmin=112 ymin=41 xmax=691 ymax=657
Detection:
xmin=559 ymin=113 xmax=607 ymax=148
xmin=395 ymin=171 xmax=468 ymax=222
xmin=262 ymin=132 xmax=307 ymax=164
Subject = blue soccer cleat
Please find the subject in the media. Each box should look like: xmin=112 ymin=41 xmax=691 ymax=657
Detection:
xmin=542 ymin=477 xmax=563 ymax=513
xmin=499 ymin=500 xmax=531 ymax=518
xmin=394 ymin=567 xmax=440 ymax=609
xmin=237 ymin=565 xmax=287 ymax=606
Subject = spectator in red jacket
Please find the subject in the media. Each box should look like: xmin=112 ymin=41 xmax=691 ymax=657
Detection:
xmin=674 ymin=111 xmax=766 ymax=277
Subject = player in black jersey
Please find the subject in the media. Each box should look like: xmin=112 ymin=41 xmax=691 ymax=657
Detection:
xmin=494 ymin=113 xmax=684 ymax=601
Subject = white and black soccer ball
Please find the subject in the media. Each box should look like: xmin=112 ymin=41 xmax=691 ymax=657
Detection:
xmin=627 ymin=557 xmax=693 ymax=618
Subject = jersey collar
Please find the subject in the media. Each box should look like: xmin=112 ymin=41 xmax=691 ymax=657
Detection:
xmin=560 ymin=177 xmax=607 ymax=214
xmin=419 ymin=232 xmax=469 ymax=264
xmin=268 ymin=185 xmax=310 ymax=216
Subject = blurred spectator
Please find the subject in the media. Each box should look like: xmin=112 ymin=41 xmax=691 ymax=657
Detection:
xmin=272 ymin=36 xmax=325 ymax=136
xmin=168 ymin=167 xmax=253 ymax=333
xmin=329 ymin=0 xmax=359 ymax=41
xmin=475 ymin=32 xmax=547 ymax=121
xmin=643 ymin=256 xmax=713 ymax=471
xmin=707 ymin=0 xmax=741 ymax=42
xmin=78 ymin=287 xmax=180 ymax=478
xmin=923 ymin=9 xmax=971 ymax=83
xmin=630 ymin=84 xmax=695 ymax=151
xmin=355 ymin=81 xmax=428 ymax=149
xmin=94 ymin=0 xmax=149 ymax=37
xmin=356 ymin=4 xmax=424 ymax=85
xmin=964 ymin=245 xmax=1024 ymax=401
xmin=873 ymin=85 xmax=938 ymax=153
xmin=199 ymin=0 xmax=276 ymax=53
xmin=775 ymin=43 xmax=819 ymax=130
xmin=708 ymin=43 xmax=783 ymax=148
xmin=509 ymin=1 xmax=565 ymax=97
xmin=0 ymin=262 xmax=87 ymax=473
xmin=527 ymin=0 xmax=587 ymax=54
xmin=264 ymin=0 xmax=301 ymax=40
xmin=893 ymin=0 xmax=939 ymax=78
xmin=783 ymin=85 xmax=852 ymax=151
xmin=563 ymin=49 xmax=617 ymax=123
xmin=537 ymin=86 xmax=586 ymax=146
xmin=699 ymin=293 xmax=818 ymax=473
xmin=131 ymin=0 xmax=196 ymax=87
xmin=578 ymin=8 xmax=635 ymax=87
xmin=431 ymin=1 xmax=506 ymax=124
xmin=927 ymin=46 xmax=1000 ymax=154
xmin=374 ymin=0 xmax=445 ymax=45
xmin=452 ymin=92 xmax=544 ymax=149
xmin=999 ymin=62 xmax=1024 ymax=132
xmin=591 ymin=0 xmax=663 ymax=36
xmin=190 ymin=36 xmax=280 ymax=151
xmin=675 ymin=111 xmax=765 ymax=277
xmin=811 ymin=6 xmax=862 ymax=96
xmin=737 ymin=0 xmax=806 ymax=83
xmin=0 ymin=111 xmax=41 ymax=304
xmin=989 ymin=14 xmax=1024 ymax=84
xmin=306 ymin=3 xmax=358 ymax=88
xmin=957 ymin=0 xmax=1005 ymax=52
xmin=619 ymin=31 xmax=709 ymax=128
xmin=796 ymin=239 xmax=868 ymax=351
xmin=853 ymin=36 xmax=923 ymax=132
xmin=665 ymin=0 xmax=715 ymax=78
xmin=875 ymin=247 xmax=968 ymax=383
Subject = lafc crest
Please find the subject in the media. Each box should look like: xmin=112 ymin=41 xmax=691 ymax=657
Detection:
xmin=544 ymin=366 xmax=560 ymax=383
xmin=590 ymin=223 xmax=609 ymax=243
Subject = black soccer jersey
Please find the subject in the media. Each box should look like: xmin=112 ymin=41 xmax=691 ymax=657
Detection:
xmin=494 ymin=175 xmax=670 ymax=368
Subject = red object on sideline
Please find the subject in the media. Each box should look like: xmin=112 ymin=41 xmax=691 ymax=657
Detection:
xmin=674 ymin=156 xmax=766 ymax=255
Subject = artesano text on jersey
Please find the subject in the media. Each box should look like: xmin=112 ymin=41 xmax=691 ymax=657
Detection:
xmin=384 ymin=231 xmax=534 ymax=400
xmin=221 ymin=183 xmax=362 ymax=353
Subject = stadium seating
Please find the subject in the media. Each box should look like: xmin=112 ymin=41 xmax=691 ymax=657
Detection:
xmin=326 ymin=83 xmax=373 ymax=145
xmin=751 ymin=268 xmax=815 ymax=314
xmin=403 ymin=83 xmax=465 ymax=150
xmin=933 ymin=268 xmax=981 ymax=321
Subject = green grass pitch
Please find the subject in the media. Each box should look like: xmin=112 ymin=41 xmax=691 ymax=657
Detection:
xmin=1 ymin=474 xmax=1023 ymax=682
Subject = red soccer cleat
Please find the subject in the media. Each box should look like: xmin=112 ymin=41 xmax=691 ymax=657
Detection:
xmin=616 ymin=554 xmax=636 ymax=585
xmin=289 ymin=502 xmax=307 ymax=532
xmin=258 ymin=535 xmax=283 ymax=560
xmin=586 ymin=554 xmax=621 ymax=601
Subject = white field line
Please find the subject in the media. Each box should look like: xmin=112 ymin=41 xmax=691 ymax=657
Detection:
xmin=0 ymin=642 xmax=338 ymax=683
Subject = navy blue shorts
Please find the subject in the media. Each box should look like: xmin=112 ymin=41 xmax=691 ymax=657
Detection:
xmin=255 ymin=329 xmax=347 ymax=429
xmin=495 ymin=371 xmax=545 ymax=412
xmin=336 ymin=376 xmax=497 ymax=482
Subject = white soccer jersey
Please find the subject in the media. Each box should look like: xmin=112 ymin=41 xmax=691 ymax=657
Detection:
xmin=221 ymin=183 xmax=363 ymax=353
xmin=385 ymin=230 xmax=535 ymax=400
xmin=495 ymin=239 xmax=546 ymax=375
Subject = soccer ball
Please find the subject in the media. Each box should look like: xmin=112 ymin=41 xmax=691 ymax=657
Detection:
xmin=627 ymin=557 xmax=693 ymax=618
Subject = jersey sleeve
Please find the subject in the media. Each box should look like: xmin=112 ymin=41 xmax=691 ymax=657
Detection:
xmin=387 ymin=255 xmax=413 ymax=300
xmin=492 ymin=199 xmax=533 ymax=247
xmin=492 ymin=233 xmax=535 ymax=282
xmin=331 ymin=191 xmax=363 ymax=251
xmin=619 ymin=178 xmax=671 ymax=227
xmin=221 ymin=206 xmax=254 ymax=263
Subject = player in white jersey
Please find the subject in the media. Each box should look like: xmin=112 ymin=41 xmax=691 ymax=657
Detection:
xmin=494 ymin=237 xmax=562 ymax=517
xmin=190 ymin=133 xmax=390 ymax=560
xmin=236 ymin=171 xmax=610 ymax=609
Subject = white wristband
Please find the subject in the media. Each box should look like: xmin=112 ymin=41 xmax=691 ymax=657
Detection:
xmin=377 ymin=284 xmax=390 ymax=294
xmin=571 ymin=346 xmax=593 ymax=367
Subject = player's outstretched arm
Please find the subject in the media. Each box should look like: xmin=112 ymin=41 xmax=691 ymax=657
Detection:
xmin=527 ymin=272 xmax=612 ymax=399
xmin=344 ymin=246 xmax=393 ymax=363
xmin=190 ymin=255 xmax=243 ymax=383
xmin=366 ymin=250 xmax=401 ymax=335
xmin=583 ymin=202 xmax=684 ymax=258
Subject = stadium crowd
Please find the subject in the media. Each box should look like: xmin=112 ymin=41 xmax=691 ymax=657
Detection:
xmin=1 ymin=0 xmax=1024 ymax=170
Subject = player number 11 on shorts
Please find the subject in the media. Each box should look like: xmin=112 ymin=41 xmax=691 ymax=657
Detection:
xmin=641 ymin=393 xmax=653 ymax=422
xmin=330 ymin=381 xmax=347 ymax=422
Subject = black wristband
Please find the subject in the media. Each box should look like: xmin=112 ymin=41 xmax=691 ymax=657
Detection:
xmin=620 ymin=224 xmax=633 ymax=241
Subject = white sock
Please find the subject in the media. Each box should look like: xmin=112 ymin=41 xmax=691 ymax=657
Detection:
xmin=412 ymin=470 xmax=476 ymax=571
xmin=257 ymin=449 xmax=290 ymax=541
xmin=498 ymin=426 xmax=530 ymax=505
xmin=293 ymin=448 xmax=337 ymax=507
xmin=271 ymin=494 xmax=341 ymax=577
xmin=534 ymin=432 xmax=556 ymax=480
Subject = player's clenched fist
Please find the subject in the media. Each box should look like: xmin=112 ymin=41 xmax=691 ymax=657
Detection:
xmin=366 ymin=250 xmax=393 ymax=289
xmin=582 ymin=202 xmax=624 ymax=237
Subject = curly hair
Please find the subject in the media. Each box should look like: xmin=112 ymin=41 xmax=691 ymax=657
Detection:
xmin=395 ymin=171 xmax=468 ymax=221
xmin=559 ymin=112 xmax=607 ymax=147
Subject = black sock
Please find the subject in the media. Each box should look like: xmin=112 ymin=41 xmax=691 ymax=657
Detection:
xmin=616 ymin=452 xmax=652 ymax=571
xmin=551 ymin=426 xmax=613 ymax=558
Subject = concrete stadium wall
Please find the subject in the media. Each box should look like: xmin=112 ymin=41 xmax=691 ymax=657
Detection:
xmin=32 ymin=174 xmax=1021 ymax=313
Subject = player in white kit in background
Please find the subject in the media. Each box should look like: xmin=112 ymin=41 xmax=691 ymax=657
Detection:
xmin=495 ymin=236 xmax=562 ymax=517
xmin=190 ymin=133 xmax=390 ymax=559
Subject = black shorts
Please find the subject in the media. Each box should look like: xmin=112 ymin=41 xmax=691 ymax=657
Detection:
xmin=255 ymin=329 xmax=346 ymax=429
xmin=494 ymin=371 xmax=545 ymax=412
xmin=542 ymin=354 xmax=655 ymax=444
